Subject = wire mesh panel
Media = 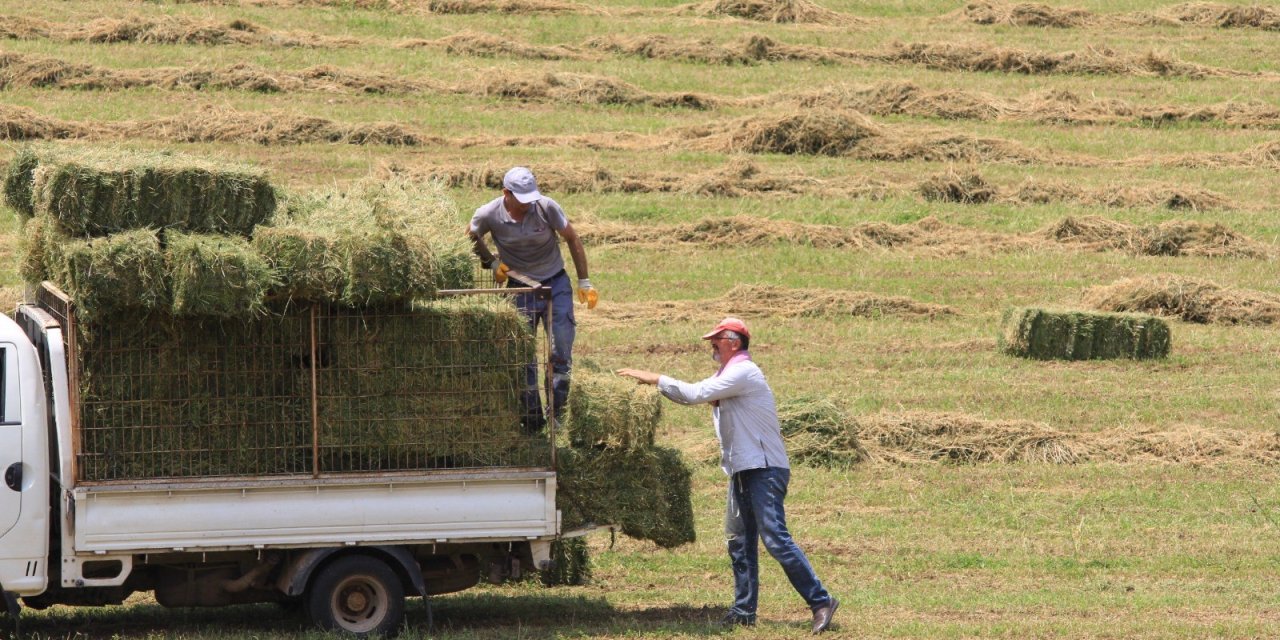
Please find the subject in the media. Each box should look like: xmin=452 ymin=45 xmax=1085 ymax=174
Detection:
xmin=314 ymin=296 xmax=550 ymax=473
xmin=39 ymin=283 xmax=552 ymax=483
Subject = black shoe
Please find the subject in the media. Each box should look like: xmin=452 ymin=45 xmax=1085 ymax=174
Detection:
xmin=811 ymin=597 xmax=838 ymax=634
xmin=719 ymin=610 xmax=756 ymax=627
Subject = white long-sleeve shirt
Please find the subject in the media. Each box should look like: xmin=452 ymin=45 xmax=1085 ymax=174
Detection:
xmin=657 ymin=356 xmax=790 ymax=476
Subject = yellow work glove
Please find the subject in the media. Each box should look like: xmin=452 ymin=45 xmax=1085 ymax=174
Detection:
xmin=577 ymin=278 xmax=598 ymax=309
xmin=491 ymin=262 xmax=510 ymax=285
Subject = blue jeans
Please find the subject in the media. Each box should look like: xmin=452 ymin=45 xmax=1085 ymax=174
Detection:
xmin=512 ymin=270 xmax=574 ymax=424
xmin=726 ymin=467 xmax=832 ymax=615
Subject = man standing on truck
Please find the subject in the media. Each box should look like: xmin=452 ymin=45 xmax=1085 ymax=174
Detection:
xmin=616 ymin=317 xmax=839 ymax=634
xmin=469 ymin=166 xmax=596 ymax=432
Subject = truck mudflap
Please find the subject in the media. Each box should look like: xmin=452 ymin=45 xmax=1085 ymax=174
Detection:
xmin=279 ymin=546 xmax=426 ymax=598
xmin=1 ymin=587 xmax=20 ymax=638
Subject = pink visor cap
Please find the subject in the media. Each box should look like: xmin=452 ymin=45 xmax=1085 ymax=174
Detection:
xmin=503 ymin=166 xmax=543 ymax=204
xmin=702 ymin=317 xmax=750 ymax=340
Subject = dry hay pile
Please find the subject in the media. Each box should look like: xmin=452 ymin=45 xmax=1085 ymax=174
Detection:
xmin=1043 ymin=216 xmax=1268 ymax=258
xmin=953 ymin=1 xmax=1096 ymax=27
xmin=1157 ymin=3 xmax=1280 ymax=30
xmin=480 ymin=71 xmax=715 ymax=109
xmin=860 ymin=411 xmax=1089 ymax=464
xmin=876 ymin=42 xmax=1235 ymax=79
xmin=792 ymin=81 xmax=1004 ymax=121
xmin=1016 ymin=181 xmax=1235 ymax=212
xmin=1084 ymin=275 xmax=1280 ymax=326
xmin=918 ymin=170 xmax=995 ymax=203
xmin=0 ymin=15 xmax=52 ymax=39
xmin=999 ymin=307 xmax=1171 ymax=361
xmin=1 ymin=15 xmax=359 ymax=48
xmin=776 ymin=397 xmax=869 ymax=467
xmin=712 ymin=110 xmax=883 ymax=155
xmin=680 ymin=0 xmax=858 ymax=25
xmin=401 ymin=31 xmax=591 ymax=60
xmin=583 ymin=34 xmax=759 ymax=65
xmin=1095 ymin=425 xmax=1280 ymax=465
xmin=0 ymin=104 xmax=89 ymax=140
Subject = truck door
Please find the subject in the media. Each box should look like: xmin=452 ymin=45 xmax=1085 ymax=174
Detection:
xmin=0 ymin=345 xmax=21 ymax=538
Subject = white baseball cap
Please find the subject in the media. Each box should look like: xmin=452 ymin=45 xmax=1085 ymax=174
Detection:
xmin=502 ymin=166 xmax=543 ymax=204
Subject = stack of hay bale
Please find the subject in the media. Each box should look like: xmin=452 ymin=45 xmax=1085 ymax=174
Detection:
xmin=6 ymin=144 xmax=532 ymax=480
xmin=556 ymin=369 xmax=696 ymax=549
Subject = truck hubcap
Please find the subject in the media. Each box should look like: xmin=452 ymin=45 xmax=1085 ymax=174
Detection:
xmin=332 ymin=576 xmax=386 ymax=632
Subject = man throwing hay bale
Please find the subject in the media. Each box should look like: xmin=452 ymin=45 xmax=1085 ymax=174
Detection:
xmin=469 ymin=166 xmax=597 ymax=432
xmin=617 ymin=317 xmax=839 ymax=634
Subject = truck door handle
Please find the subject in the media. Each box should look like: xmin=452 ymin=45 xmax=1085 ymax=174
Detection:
xmin=4 ymin=463 xmax=20 ymax=491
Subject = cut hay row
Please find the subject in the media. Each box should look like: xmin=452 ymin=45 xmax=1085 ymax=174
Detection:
xmin=574 ymin=214 xmax=1269 ymax=260
xmin=163 ymin=0 xmax=601 ymax=14
xmin=1084 ymin=275 xmax=1280 ymax=326
xmin=583 ymin=33 xmax=850 ymax=65
xmin=582 ymin=284 xmax=956 ymax=330
xmin=998 ymin=307 xmax=1171 ymax=361
xmin=953 ymin=1 xmax=1280 ymax=31
xmin=0 ymin=15 xmax=358 ymax=47
xmin=777 ymin=401 xmax=1280 ymax=467
xmin=0 ymin=53 xmax=425 ymax=94
xmin=0 ymin=104 xmax=429 ymax=146
xmin=396 ymin=31 xmax=594 ymax=61
xmin=477 ymin=71 xmax=717 ymax=109
xmin=388 ymin=161 xmax=1240 ymax=213
xmin=674 ymin=0 xmax=861 ymax=25
xmin=1044 ymin=216 xmax=1269 ymax=258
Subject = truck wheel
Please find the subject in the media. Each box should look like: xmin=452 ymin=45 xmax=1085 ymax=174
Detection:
xmin=306 ymin=555 xmax=405 ymax=637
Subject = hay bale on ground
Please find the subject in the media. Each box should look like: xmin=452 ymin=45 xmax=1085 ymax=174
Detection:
xmin=257 ymin=179 xmax=472 ymax=305
xmin=1083 ymin=274 xmax=1280 ymax=325
xmin=39 ymin=225 xmax=168 ymax=316
xmin=999 ymin=307 xmax=1171 ymax=360
xmin=24 ymin=145 xmax=276 ymax=236
xmin=777 ymin=396 xmax=867 ymax=467
xmin=557 ymin=445 xmax=696 ymax=548
xmin=166 ymin=231 xmax=273 ymax=317
xmin=568 ymin=370 xmax=661 ymax=451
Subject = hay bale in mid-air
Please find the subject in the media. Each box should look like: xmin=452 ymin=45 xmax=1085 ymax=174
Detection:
xmin=998 ymin=307 xmax=1171 ymax=360
xmin=23 ymin=145 xmax=276 ymax=236
xmin=567 ymin=370 xmax=661 ymax=451
xmin=557 ymin=445 xmax=696 ymax=549
xmin=166 ymin=231 xmax=274 ymax=318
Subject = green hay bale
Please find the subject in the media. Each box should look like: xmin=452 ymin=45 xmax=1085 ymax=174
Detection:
xmin=567 ymin=370 xmax=661 ymax=451
xmin=41 ymin=226 xmax=168 ymax=316
xmin=19 ymin=214 xmax=56 ymax=283
xmin=777 ymin=396 xmax=868 ymax=468
xmin=541 ymin=537 xmax=591 ymax=586
xmin=258 ymin=178 xmax=472 ymax=305
xmin=998 ymin=307 xmax=1171 ymax=361
xmin=3 ymin=146 xmax=40 ymax=217
xmin=557 ymin=445 xmax=696 ymax=549
xmin=166 ymin=231 xmax=274 ymax=318
xmin=27 ymin=145 xmax=276 ymax=236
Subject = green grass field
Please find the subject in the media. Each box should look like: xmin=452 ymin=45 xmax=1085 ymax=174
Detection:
xmin=4 ymin=0 xmax=1280 ymax=637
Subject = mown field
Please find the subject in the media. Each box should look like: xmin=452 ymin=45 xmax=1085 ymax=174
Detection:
xmin=3 ymin=0 xmax=1280 ymax=637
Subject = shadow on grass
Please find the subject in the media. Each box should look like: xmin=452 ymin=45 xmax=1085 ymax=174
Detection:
xmin=12 ymin=592 xmax=734 ymax=639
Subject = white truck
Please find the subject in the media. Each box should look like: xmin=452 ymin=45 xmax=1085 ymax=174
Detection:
xmin=0 ymin=284 xmax=572 ymax=637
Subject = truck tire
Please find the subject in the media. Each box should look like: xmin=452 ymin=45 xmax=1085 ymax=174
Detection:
xmin=306 ymin=555 xmax=405 ymax=637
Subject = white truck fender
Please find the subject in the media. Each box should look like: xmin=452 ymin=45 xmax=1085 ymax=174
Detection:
xmin=278 ymin=547 xmax=426 ymax=598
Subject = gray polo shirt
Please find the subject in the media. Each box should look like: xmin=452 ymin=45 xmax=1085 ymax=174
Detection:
xmin=470 ymin=196 xmax=568 ymax=282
